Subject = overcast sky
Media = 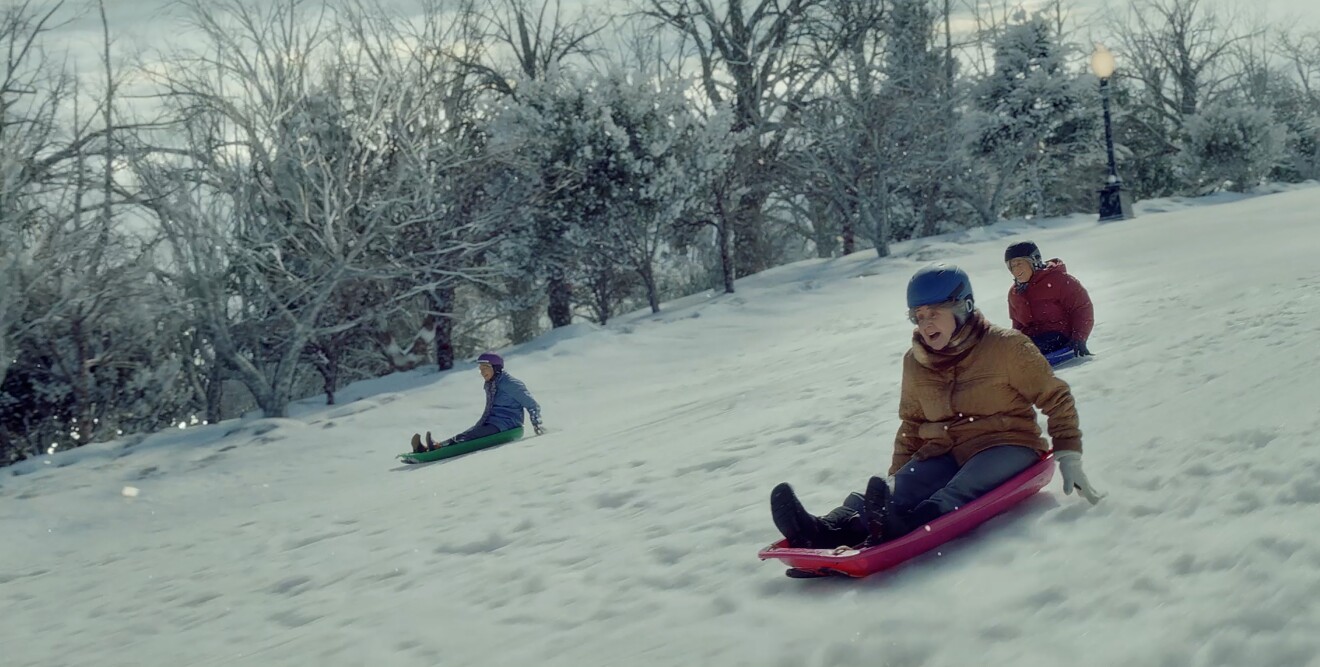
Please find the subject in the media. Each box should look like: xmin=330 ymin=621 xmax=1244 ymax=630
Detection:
xmin=47 ymin=0 xmax=1320 ymax=53
xmin=34 ymin=0 xmax=1320 ymax=98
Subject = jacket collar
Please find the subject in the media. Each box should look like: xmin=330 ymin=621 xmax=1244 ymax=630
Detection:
xmin=1029 ymin=259 xmax=1067 ymax=283
xmin=1016 ymin=259 xmax=1068 ymax=292
xmin=911 ymin=310 xmax=990 ymax=371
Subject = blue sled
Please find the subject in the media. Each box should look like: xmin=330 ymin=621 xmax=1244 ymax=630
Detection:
xmin=1043 ymin=346 xmax=1078 ymax=367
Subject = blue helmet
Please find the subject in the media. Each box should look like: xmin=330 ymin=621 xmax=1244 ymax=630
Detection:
xmin=907 ymin=263 xmax=974 ymax=310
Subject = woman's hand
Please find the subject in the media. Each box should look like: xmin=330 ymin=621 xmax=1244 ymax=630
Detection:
xmin=1055 ymin=450 xmax=1104 ymax=504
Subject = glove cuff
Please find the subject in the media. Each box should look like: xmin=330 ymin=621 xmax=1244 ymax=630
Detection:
xmin=1051 ymin=437 xmax=1082 ymax=454
xmin=1053 ymin=449 xmax=1081 ymax=462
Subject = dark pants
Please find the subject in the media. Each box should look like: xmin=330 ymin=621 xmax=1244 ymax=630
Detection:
xmin=891 ymin=445 xmax=1040 ymax=517
xmin=824 ymin=445 xmax=1040 ymax=545
xmin=1031 ymin=332 xmax=1072 ymax=354
xmin=451 ymin=423 xmax=503 ymax=443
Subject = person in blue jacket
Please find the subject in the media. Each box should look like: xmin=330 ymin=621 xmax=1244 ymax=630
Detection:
xmin=410 ymin=353 xmax=544 ymax=452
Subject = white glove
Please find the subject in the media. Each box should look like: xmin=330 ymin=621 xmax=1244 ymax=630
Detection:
xmin=1054 ymin=450 xmax=1104 ymax=505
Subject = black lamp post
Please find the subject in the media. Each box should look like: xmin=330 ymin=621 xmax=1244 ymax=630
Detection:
xmin=1091 ymin=44 xmax=1134 ymax=222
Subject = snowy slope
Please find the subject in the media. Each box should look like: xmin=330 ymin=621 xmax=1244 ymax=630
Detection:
xmin=4 ymin=186 xmax=1320 ymax=667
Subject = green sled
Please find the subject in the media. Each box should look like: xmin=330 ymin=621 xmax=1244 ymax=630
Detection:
xmin=398 ymin=426 xmax=525 ymax=464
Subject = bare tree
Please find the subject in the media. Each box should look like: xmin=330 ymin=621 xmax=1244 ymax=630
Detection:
xmin=780 ymin=0 xmax=886 ymax=257
xmin=330 ymin=0 xmax=504 ymax=374
xmin=1278 ymin=29 xmax=1320 ymax=102
xmin=1114 ymin=0 xmax=1259 ymax=129
xmin=1274 ymin=29 xmax=1320 ymax=180
xmin=645 ymin=0 xmax=845 ymax=284
xmin=0 ymin=1 xmax=70 ymax=393
xmin=132 ymin=0 xmax=487 ymax=415
xmin=1 ymin=0 xmax=197 ymax=460
xmin=460 ymin=0 xmax=607 ymax=92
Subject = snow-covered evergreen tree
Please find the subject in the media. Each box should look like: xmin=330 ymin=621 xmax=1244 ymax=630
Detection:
xmin=879 ymin=0 xmax=963 ymax=244
xmin=966 ymin=13 xmax=1101 ymax=219
xmin=490 ymin=70 xmax=734 ymax=322
xmin=1109 ymin=77 xmax=1183 ymax=199
xmin=581 ymin=72 xmax=735 ymax=316
xmin=1177 ymin=101 xmax=1287 ymax=192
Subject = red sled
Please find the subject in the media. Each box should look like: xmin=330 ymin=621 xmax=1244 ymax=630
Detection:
xmin=758 ymin=453 xmax=1056 ymax=578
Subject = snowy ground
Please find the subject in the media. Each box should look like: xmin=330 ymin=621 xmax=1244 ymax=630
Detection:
xmin=4 ymin=185 xmax=1320 ymax=667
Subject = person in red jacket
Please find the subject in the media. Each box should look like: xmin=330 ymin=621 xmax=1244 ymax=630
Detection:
xmin=1005 ymin=241 xmax=1094 ymax=357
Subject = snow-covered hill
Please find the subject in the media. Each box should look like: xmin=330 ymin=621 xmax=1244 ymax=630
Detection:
xmin=4 ymin=185 xmax=1320 ymax=667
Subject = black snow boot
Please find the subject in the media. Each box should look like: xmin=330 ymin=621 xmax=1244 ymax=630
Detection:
xmin=871 ymin=499 xmax=945 ymax=542
xmin=862 ymin=476 xmax=892 ymax=545
xmin=771 ymin=483 xmax=831 ymax=549
xmin=410 ymin=433 xmax=426 ymax=454
xmin=819 ymin=493 xmax=868 ymax=547
xmin=892 ymin=502 xmax=944 ymax=538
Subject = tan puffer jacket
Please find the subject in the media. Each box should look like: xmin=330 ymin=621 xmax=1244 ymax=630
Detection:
xmin=889 ymin=311 xmax=1083 ymax=476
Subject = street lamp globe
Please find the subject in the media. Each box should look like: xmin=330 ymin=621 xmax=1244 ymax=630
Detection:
xmin=1091 ymin=44 xmax=1116 ymax=79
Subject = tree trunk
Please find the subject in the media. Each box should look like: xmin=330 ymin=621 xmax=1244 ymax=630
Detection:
xmin=432 ymin=287 xmax=455 ymax=371
xmin=547 ymin=274 xmax=573 ymax=328
xmin=641 ymin=263 xmax=661 ymax=314
xmin=204 ymin=359 xmax=224 ymax=425
xmin=596 ymin=266 xmax=614 ymax=324
xmin=507 ymin=276 xmax=540 ymax=344
xmin=509 ymin=306 xmax=539 ymax=344
xmin=258 ymin=347 xmax=302 ymax=419
xmin=1178 ymin=70 xmax=1198 ymax=117
xmin=717 ymin=221 xmax=735 ymax=294
xmin=872 ymin=179 xmax=892 ymax=258
xmin=308 ymin=340 xmax=339 ymax=406
xmin=917 ymin=180 xmax=945 ymax=239
xmin=592 ymin=283 xmax=611 ymax=324
xmin=943 ymin=0 xmax=955 ymax=100
xmin=321 ymin=352 xmax=338 ymax=406
xmin=70 ymin=314 xmax=96 ymax=444
xmin=731 ymin=191 xmax=770 ymax=276
xmin=322 ymin=346 xmax=337 ymax=404
xmin=255 ymin=384 xmax=289 ymax=419
xmin=838 ymin=184 xmax=859 ymax=257
xmin=265 ymin=395 xmax=289 ymax=418
xmin=809 ymin=196 xmax=837 ymax=258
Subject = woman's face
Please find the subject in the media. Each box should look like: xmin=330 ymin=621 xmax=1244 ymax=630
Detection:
xmin=479 ymin=364 xmax=495 ymax=381
xmin=1007 ymin=258 xmax=1035 ymax=283
xmin=911 ymin=304 xmax=959 ymax=350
